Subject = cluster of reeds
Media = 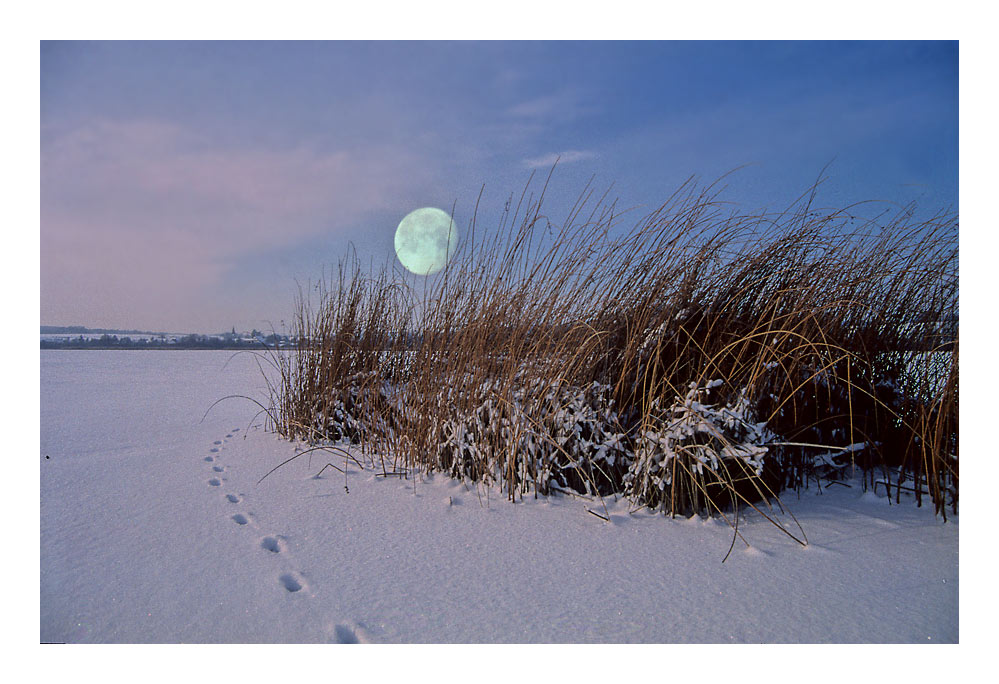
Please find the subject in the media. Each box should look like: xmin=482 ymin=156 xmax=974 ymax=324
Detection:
xmin=271 ymin=173 xmax=958 ymax=529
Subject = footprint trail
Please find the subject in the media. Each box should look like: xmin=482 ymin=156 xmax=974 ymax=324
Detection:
xmin=203 ymin=428 xmax=314 ymax=600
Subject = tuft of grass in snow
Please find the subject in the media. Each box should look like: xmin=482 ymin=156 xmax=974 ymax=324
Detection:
xmin=270 ymin=171 xmax=958 ymax=532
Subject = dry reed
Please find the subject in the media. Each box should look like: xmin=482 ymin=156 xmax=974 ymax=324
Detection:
xmin=270 ymin=173 xmax=959 ymax=534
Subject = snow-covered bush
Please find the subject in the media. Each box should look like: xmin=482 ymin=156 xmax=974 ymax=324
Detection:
xmin=429 ymin=373 xmax=793 ymax=517
xmin=296 ymin=370 xmax=406 ymax=449
xmin=625 ymin=380 xmax=777 ymax=516
xmin=432 ymin=379 xmax=631 ymax=497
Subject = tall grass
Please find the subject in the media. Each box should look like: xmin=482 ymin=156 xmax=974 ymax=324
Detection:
xmin=272 ymin=173 xmax=958 ymax=533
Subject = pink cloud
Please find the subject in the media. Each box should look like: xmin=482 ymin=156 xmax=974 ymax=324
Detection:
xmin=41 ymin=118 xmax=438 ymax=329
xmin=43 ymin=119 xmax=429 ymax=246
xmin=523 ymin=149 xmax=597 ymax=169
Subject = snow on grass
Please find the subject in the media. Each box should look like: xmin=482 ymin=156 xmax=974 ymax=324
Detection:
xmin=39 ymin=350 xmax=958 ymax=648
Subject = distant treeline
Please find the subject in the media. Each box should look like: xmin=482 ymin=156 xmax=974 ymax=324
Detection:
xmin=41 ymin=333 xmax=294 ymax=350
xmin=41 ymin=325 xmax=167 ymax=336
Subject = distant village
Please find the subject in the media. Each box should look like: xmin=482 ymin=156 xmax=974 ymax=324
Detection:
xmin=41 ymin=312 xmax=957 ymax=352
xmin=40 ymin=326 xmax=296 ymax=350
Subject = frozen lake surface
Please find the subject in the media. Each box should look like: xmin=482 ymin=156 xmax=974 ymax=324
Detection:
xmin=40 ymin=350 xmax=958 ymax=644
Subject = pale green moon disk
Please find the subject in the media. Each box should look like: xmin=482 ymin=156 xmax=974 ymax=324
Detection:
xmin=394 ymin=207 xmax=459 ymax=276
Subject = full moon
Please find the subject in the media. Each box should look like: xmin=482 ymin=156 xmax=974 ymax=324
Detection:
xmin=394 ymin=207 xmax=459 ymax=276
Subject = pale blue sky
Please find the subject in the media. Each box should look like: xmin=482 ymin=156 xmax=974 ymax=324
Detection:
xmin=40 ymin=41 xmax=958 ymax=332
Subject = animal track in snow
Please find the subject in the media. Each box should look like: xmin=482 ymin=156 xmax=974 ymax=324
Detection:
xmin=279 ymin=573 xmax=304 ymax=593
xmin=261 ymin=536 xmax=283 ymax=553
xmin=333 ymin=624 xmax=360 ymax=643
xmin=331 ymin=622 xmax=377 ymax=643
xmin=205 ymin=430 xmax=314 ymax=600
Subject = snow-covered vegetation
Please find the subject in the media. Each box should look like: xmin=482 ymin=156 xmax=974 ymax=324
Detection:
xmin=274 ymin=177 xmax=958 ymax=533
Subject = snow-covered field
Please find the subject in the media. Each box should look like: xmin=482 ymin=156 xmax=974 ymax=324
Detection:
xmin=39 ymin=351 xmax=961 ymax=653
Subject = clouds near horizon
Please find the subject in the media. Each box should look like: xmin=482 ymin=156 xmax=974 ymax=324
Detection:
xmin=41 ymin=117 xmax=441 ymax=330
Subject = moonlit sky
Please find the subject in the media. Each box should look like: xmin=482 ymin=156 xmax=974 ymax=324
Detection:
xmin=40 ymin=40 xmax=958 ymax=333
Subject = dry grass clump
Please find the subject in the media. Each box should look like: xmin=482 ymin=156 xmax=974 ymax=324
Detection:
xmin=272 ymin=173 xmax=958 ymax=531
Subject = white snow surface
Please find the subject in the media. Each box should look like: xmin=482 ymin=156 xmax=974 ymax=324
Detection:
xmin=41 ymin=351 xmax=958 ymax=644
